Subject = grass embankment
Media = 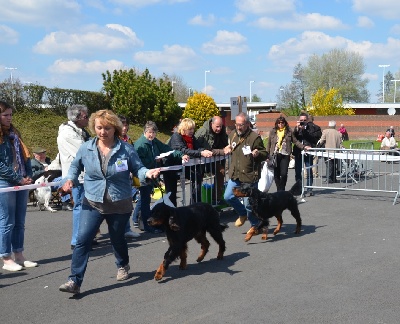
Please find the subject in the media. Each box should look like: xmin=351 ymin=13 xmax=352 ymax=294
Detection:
xmin=12 ymin=109 xmax=171 ymax=160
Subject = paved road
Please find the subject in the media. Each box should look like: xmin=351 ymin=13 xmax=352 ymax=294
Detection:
xmin=1 ymin=170 xmax=399 ymax=324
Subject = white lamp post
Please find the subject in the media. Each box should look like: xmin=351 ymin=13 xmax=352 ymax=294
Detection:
xmin=204 ymin=70 xmax=210 ymax=95
xmin=188 ymin=87 xmax=192 ymax=97
xmin=171 ymin=81 xmax=176 ymax=93
xmin=379 ymin=64 xmax=390 ymax=103
xmin=391 ymin=80 xmax=400 ymax=103
xmin=5 ymin=67 xmax=17 ymax=106
xmin=249 ymin=81 xmax=254 ymax=102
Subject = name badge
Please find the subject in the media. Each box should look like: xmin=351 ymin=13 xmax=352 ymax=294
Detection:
xmin=242 ymin=145 xmax=252 ymax=155
xmin=115 ymin=159 xmax=128 ymax=172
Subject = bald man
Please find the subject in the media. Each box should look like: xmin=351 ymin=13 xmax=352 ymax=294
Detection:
xmin=195 ymin=116 xmax=229 ymax=205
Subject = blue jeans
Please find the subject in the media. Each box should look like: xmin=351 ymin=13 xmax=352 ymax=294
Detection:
xmin=294 ymin=153 xmax=313 ymax=190
xmin=71 ymin=184 xmax=84 ymax=246
xmin=223 ymin=179 xmax=259 ymax=226
xmin=0 ymin=181 xmax=29 ymax=257
xmin=127 ymin=184 xmax=153 ymax=232
xmin=68 ymin=203 xmax=130 ymax=287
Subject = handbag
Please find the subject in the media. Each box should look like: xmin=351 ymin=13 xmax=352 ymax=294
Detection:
xmin=258 ymin=162 xmax=274 ymax=192
xmin=267 ymin=153 xmax=277 ymax=168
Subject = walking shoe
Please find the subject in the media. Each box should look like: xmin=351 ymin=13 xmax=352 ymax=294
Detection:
xmin=124 ymin=230 xmax=140 ymax=238
xmin=2 ymin=262 xmax=23 ymax=272
xmin=235 ymin=216 xmax=247 ymax=227
xmin=133 ymin=222 xmax=139 ymax=228
xmin=62 ymin=202 xmax=73 ymax=211
xmin=15 ymin=260 xmax=38 ymax=268
xmin=59 ymin=279 xmax=80 ymax=295
xmin=246 ymin=227 xmax=259 ymax=235
xmin=117 ymin=264 xmax=130 ymax=281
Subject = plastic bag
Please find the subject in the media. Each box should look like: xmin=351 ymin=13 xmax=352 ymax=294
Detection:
xmin=258 ymin=162 xmax=274 ymax=192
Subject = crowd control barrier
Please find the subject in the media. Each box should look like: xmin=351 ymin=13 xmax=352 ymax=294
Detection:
xmin=301 ymin=147 xmax=400 ymax=204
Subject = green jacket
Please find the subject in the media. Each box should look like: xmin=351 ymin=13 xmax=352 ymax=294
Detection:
xmin=195 ymin=118 xmax=228 ymax=155
xmin=228 ymin=128 xmax=267 ymax=183
xmin=134 ymin=134 xmax=182 ymax=169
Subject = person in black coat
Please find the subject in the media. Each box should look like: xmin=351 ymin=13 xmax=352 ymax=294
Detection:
xmin=163 ymin=118 xmax=213 ymax=206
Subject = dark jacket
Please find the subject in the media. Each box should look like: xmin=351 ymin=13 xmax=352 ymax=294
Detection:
xmin=228 ymin=128 xmax=267 ymax=183
xmin=31 ymin=157 xmax=51 ymax=179
xmin=134 ymin=134 xmax=182 ymax=169
xmin=292 ymin=122 xmax=321 ymax=156
xmin=168 ymin=132 xmax=204 ymax=158
xmin=266 ymin=126 xmax=304 ymax=157
xmin=195 ymin=118 xmax=228 ymax=156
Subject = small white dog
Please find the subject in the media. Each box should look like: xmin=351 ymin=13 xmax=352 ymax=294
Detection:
xmin=34 ymin=175 xmax=57 ymax=213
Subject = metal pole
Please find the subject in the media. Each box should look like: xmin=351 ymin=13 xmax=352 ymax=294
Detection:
xmin=249 ymin=81 xmax=254 ymax=102
xmin=5 ymin=67 xmax=17 ymax=106
xmin=391 ymin=80 xmax=400 ymax=103
xmin=379 ymin=64 xmax=390 ymax=103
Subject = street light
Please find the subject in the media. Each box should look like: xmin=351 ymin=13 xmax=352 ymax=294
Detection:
xmin=188 ymin=87 xmax=192 ymax=97
xmin=249 ymin=81 xmax=254 ymax=102
xmin=379 ymin=64 xmax=390 ymax=103
xmin=391 ymin=80 xmax=400 ymax=103
xmin=5 ymin=67 xmax=17 ymax=106
xmin=204 ymin=70 xmax=210 ymax=95
xmin=171 ymin=81 xmax=176 ymax=93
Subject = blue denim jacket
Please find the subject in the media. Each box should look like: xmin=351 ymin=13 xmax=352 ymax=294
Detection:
xmin=66 ymin=137 xmax=149 ymax=203
xmin=0 ymin=136 xmax=32 ymax=185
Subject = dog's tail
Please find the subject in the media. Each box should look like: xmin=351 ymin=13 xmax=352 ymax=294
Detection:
xmin=219 ymin=223 xmax=229 ymax=232
xmin=289 ymin=180 xmax=302 ymax=196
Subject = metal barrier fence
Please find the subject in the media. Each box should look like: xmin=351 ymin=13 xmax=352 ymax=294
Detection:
xmin=163 ymin=155 xmax=231 ymax=207
xmin=301 ymin=147 xmax=400 ymax=204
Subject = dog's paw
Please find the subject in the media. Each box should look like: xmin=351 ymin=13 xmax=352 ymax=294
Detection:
xmin=261 ymin=234 xmax=268 ymax=240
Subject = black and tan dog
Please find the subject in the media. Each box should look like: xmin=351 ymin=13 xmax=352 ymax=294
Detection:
xmin=232 ymin=181 xmax=302 ymax=242
xmin=148 ymin=200 xmax=228 ymax=281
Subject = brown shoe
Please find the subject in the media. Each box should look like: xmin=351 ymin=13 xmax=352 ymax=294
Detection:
xmin=234 ymin=216 xmax=247 ymax=227
xmin=244 ymin=226 xmax=258 ymax=242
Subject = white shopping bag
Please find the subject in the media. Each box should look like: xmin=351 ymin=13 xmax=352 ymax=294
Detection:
xmin=258 ymin=162 xmax=274 ymax=192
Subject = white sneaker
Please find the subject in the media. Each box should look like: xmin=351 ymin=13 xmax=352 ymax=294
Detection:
xmin=124 ymin=230 xmax=140 ymax=238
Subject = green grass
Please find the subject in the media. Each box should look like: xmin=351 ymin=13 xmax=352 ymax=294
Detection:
xmin=12 ymin=109 xmax=172 ymax=160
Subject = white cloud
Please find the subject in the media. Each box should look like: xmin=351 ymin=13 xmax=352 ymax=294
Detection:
xmin=254 ymin=13 xmax=346 ymax=30
xmin=357 ymin=16 xmax=374 ymax=28
xmin=268 ymin=31 xmax=400 ymax=67
xmin=202 ymin=30 xmax=249 ymax=55
xmin=133 ymin=45 xmax=198 ymax=72
xmin=0 ymin=25 xmax=18 ymax=44
xmin=352 ymin=0 xmax=400 ymax=19
xmin=48 ymin=59 xmax=124 ymax=74
xmin=33 ymin=25 xmax=143 ymax=55
xmin=0 ymin=0 xmax=81 ymax=26
xmin=235 ymin=0 xmax=295 ymax=15
xmin=188 ymin=14 xmax=216 ymax=26
xmin=232 ymin=12 xmax=246 ymax=23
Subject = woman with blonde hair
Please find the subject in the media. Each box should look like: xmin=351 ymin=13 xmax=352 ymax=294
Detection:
xmin=59 ymin=110 xmax=161 ymax=295
xmin=164 ymin=118 xmax=212 ymax=206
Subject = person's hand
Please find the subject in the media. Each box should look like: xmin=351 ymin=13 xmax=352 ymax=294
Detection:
xmin=182 ymin=154 xmax=190 ymax=162
xmin=201 ymin=150 xmax=213 ymax=158
xmin=61 ymin=180 xmax=74 ymax=193
xmin=19 ymin=177 xmax=32 ymax=185
xmin=146 ymin=168 xmax=161 ymax=179
xmin=252 ymin=149 xmax=259 ymax=157
xmin=223 ymin=145 xmax=232 ymax=155
xmin=304 ymin=146 xmax=311 ymax=151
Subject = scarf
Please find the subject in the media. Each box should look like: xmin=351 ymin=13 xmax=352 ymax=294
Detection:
xmin=276 ymin=128 xmax=285 ymax=151
xmin=182 ymin=134 xmax=194 ymax=149
xmin=1 ymin=124 xmax=30 ymax=176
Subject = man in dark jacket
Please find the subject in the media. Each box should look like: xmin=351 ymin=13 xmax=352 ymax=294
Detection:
xmin=195 ymin=116 xmax=229 ymax=204
xmin=293 ymin=112 xmax=322 ymax=196
xmin=223 ymin=112 xmax=267 ymax=238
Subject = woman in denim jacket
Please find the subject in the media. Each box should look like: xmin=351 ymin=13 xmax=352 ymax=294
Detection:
xmin=59 ymin=110 xmax=160 ymax=295
xmin=0 ymin=100 xmax=37 ymax=272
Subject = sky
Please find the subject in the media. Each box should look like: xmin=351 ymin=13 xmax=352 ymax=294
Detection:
xmin=1 ymin=0 xmax=400 ymax=104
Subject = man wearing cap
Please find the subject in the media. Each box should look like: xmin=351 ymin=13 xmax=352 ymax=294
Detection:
xmin=31 ymin=147 xmax=51 ymax=178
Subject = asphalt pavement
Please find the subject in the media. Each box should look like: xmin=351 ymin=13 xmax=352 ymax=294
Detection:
xmin=1 ymin=169 xmax=400 ymax=324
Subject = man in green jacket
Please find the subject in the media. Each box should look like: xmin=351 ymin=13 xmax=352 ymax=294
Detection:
xmin=223 ymin=112 xmax=267 ymax=239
